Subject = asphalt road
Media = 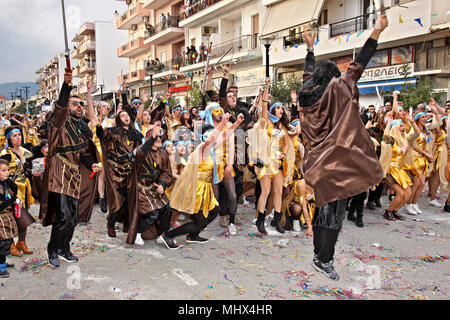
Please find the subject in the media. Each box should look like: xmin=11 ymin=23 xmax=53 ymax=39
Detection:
xmin=1 ymin=188 xmax=449 ymax=301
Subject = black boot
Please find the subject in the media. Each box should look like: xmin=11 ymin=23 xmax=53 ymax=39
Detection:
xmin=347 ymin=207 xmax=356 ymax=222
xmin=367 ymin=201 xmax=376 ymax=210
xmin=375 ymin=198 xmax=382 ymax=208
xmin=444 ymin=200 xmax=450 ymax=213
xmin=356 ymin=211 xmax=364 ymax=227
xmin=272 ymin=211 xmax=285 ymax=234
xmin=255 ymin=212 xmax=267 ymax=235
xmin=100 ymin=198 xmax=107 ymax=213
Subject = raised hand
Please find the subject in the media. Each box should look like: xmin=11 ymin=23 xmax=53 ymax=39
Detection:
xmin=375 ymin=13 xmax=388 ymax=31
xmin=303 ymin=30 xmax=317 ymax=49
xmin=63 ymin=71 xmax=72 ymax=85
xmin=141 ymin=90 xmax=149 ymax=103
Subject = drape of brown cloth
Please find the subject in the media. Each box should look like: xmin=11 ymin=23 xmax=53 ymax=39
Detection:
xmin=300 ymin=61 xmax=383 ymax=207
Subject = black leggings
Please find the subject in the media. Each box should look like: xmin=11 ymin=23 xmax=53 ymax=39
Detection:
xmin=368 ymin=183 xmax=383 ymax=203
xmin=348 ymin=191 xmax=367 ymax=215
xmin=165 ymin=207 xmax=219 ymax=239
xmin=216 ymin=177 xmax=237 ymax=223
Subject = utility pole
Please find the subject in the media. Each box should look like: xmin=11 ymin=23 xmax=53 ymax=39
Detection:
xmin=23 ymin=86 xmax=30 ymax=113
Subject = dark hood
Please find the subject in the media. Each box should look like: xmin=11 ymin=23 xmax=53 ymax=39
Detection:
xmin=298 ymin=60 xmax=341 ymax=107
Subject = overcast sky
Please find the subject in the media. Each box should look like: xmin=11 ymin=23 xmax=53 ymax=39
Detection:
xmin=0 ymin=0 xmax=127 ymax=83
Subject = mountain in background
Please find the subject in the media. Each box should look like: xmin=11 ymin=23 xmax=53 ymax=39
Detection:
xmin=0 ymin=82 xmax=40 ymax=99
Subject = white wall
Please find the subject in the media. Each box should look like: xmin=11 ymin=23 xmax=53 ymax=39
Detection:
xmin=95 ymin=20 xmax=129 ymax=93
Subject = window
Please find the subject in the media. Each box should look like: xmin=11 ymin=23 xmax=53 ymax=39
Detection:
xmin=319 ymin=9 xmax=328 ymax=25
xmin=367 ymin=49 xmax=389 ymax=68
xmin=252 ymin=14 xmax=259 ymax=35
xmin=428 ymin=46 xmax=449 ymax=69
xmin=391 ymin=45 xmax=413 ymax=65
xmin=160 ymin=50 xmax=166 ymax=62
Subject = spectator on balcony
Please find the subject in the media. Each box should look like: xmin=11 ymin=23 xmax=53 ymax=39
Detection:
xmin=190 ymin=45 xmax=198 ymax=65
xmin=174 ymin=52 xmax=181 ymax=71
xmin=167 ymin=12 xmax=172 ymax=28
xmin=161 ymin=13 xmax=166 ymax=30
xmin=199 ymin=43 xmax=206 ymax=62
xmin=184 ymin=47 xmax=191 ymax=65
xmin=147 ymin=24 xmax=155 ymax=37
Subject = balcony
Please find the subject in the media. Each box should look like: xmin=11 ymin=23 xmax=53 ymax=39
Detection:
xmin=79 ymin=22 xmax=95 ymax=36
xmin=144 ymin=16 xmax=184 ymax=46
xmin=180 ymin=0 xmax=251 ymax=28
xmin=72 ymin=68 xmax=80 ymax=77
xmin=116 ymin=3 xmax=151 ymax=30
xmin=71 ymin=48 xmax=80 ymax=59
xmin=117 ymin=37 xmax=151 ymax=58
xmin=181 ymin=35 xmax=260 ymax=71
xmin=148 ymin=59 xmax=182 ymax=77
xmin=79 ymin=61 xmax=96 ymax=74
xmin=329 ymin=13 xmax=371 ymax=38
xmin=128 ymin=69 xmax=147 ymax=83
xmin=79 ymin=40 xmax=96 ymax=55
xmin=142 ymin=0 xmax=167 ymax=10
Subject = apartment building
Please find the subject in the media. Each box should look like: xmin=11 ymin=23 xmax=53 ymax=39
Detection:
xmin=72 ymin=20 xmax=129 ymax=99
xmin=143 ymin=0 xmax=187 ymax=102
xmin=116 ymin=0 xmax=152 ymax=99
xmin=179 ymin=0 xmax=267 ymax=101
xmin=35 ymin=53 xmax=68 ymax=102
xmin=261 ymin=0 xmax=449 ymax=107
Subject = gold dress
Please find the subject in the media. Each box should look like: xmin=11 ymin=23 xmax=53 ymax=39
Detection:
xmin=0 ymin=147 xmax=34 ymax=208
xmin=413 ymin=132 xmax=431 ymax=175
xmin=92 ymin=118 xmax=114 ymax=163
xmin=433 ymin=131 xmax=446 ymax=171
xmin=170 ymin=144 xmax=218 ymax=218
xmin=388 ymin=143 xmax=413 ymax=189
xmin=25 ymin=126 xmax=40 ymax=146
xmin=216 ymin=127 xmax=235 ymax=182
xmin=256 ymin=122 xmax=287 ymax=179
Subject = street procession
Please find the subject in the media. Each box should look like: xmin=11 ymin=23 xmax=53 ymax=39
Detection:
xmin=0 ymin=0 xmax=449 ymax=304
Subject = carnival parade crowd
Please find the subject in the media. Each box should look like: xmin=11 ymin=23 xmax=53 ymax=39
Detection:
xmin=0 ymin=13 xmax=449 ymax=281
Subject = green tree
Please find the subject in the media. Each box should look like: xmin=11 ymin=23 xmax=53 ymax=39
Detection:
xmin=400 ymin=79 xmax=445 ymax=110
xmin=188 ymin=81 xmax=203 ymax=108
xmin=270 ymin=74 xmax=303 ymax=104
xmin=398 ymin=63 xmax=445 ymax=110
xmin=13 ymin=102 xmax=27 ymax=114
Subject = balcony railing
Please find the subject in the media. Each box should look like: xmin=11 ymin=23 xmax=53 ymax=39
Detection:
xmin=183 ymin=35 xmax=259 ymax=67
xmin=183 ymin=0 xmax=223 ymax=19
xmin=329 ymin=13 xmax=372 ymax=38
xmin=116 ymin=3 xmax=151 ymax=30
xmin=117 ymin=37 xmax=151 ymax=58
xmin=150 ymin=16 xmax=180 ymax=36
xmin=147 ymin=59 xmax=182 ymax=75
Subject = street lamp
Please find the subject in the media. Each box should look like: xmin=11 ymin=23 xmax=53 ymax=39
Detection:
xmin=99 ymin=83 xmax=104 ymax=100
xmin=260 ymin=35 xmax=275 ymax=78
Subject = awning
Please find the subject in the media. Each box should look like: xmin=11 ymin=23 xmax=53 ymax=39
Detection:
xmin=357 ymin=77 xmax=417 ymax=95
xmin=261 ymin=0 xmax=325 ymax=36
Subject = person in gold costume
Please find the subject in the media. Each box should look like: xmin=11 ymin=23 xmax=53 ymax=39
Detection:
xmin=160 ymin=113 xmax=231 ymax=250
xmin=1 ymin=126 xmax=35 ymax=256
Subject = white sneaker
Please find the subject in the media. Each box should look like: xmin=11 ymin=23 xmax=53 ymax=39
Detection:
xmin=429 ymin=199 xmax=442 ymax=208
xmin=266 ymin=210 xmax=274 ymax=221
xmin=405 ymin=204 xmax=418 ymax=215
xmin=292 ymin=220 xmax=301 ymax=232
xmin=156 ymin=235 xmax=163 ymax=244
xmin=135 ymin=233 xmax=145 ymax=246
xmin=413 ymin=203 xmax=423 ymax=214
xmin=228 ymin=223 xmax=237 ymax=236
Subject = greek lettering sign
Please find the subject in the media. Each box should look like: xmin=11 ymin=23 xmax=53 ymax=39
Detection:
xmin=234 ymin=67 xmax=266 ymax=87
xmin=359 ymin=63 xmax=413 ymax=82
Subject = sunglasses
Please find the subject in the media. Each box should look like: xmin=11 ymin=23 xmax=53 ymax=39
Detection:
xmin=71 ymin=101 xmax=85 ymax=107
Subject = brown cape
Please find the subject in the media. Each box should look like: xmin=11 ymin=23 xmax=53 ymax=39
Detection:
xmin=126 ymin=147 xmax=173 ymax=245
xmin=300 ymin=61 xmax=383 ymax=207
xmin=77 ymin=139 xmax=99 ymax=223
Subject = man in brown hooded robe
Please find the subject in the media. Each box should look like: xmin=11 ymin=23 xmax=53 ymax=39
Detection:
xmin=39 ymin=70 xmax=102 ymax=268
xmin=297 ymin=14 xmax=388 ymax=280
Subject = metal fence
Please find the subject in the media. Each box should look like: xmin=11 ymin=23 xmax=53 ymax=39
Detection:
xmin=329 ymin=13 xmax=372 ymax=37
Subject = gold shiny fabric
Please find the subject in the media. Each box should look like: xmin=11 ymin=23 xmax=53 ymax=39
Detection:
xmin=0 ymin=147 xmax=34 ymax=208
xmin=387 ymin=143 xmax=413 ymax=189
xmin=170 ymin=143 xmax=218 ymax=218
